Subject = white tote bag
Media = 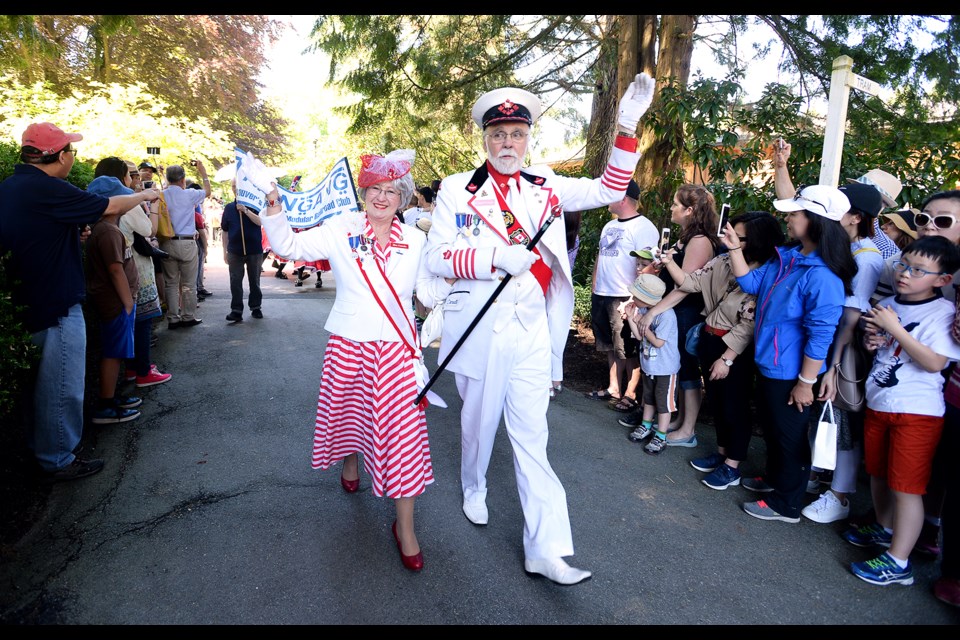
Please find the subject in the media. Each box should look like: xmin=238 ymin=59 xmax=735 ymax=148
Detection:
xmin=811 ymin=400 xmax=838 ymax=471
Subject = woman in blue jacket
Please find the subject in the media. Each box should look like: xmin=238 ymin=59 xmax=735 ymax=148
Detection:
xmin=721 ymin=185 xmax=857 ymax=523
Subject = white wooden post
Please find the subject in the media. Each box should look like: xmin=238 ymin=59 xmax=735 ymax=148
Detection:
xmin=819 ymin=55 xmax=882 ymax=187
xmin=819 ymin=56 xmax=853 ymax=187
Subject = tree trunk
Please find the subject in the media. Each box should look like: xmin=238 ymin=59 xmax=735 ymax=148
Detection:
xmin=582 ymin=14 xmax=618 ymax=179
xmin=635 ymin=14 xmax=696 ymax=212
xmin=617 ymin=16 xmax=638 ymax=99
xmin=102 ymin=34 xmax=111 ymax=84
xmin=92 ymin=28 xmax=105 ymax=83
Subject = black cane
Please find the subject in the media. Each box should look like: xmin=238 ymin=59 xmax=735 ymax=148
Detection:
xmin=414 ymin=209 xmax=562 ymax=406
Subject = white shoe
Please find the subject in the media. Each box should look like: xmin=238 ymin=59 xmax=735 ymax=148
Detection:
xmin=462 ymin=500 xmax=488 ymax=525
xmin=806 ymin=478 xmax=821 ymax=494
xmin=524 ymin=557 xmax=592 ymax=585
xmin=801 ymin=490 xmax=850 ymax=523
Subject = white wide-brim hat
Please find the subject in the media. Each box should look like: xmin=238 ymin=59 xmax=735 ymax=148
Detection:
xmin=847 ymin=169 xmax=902 ymax=208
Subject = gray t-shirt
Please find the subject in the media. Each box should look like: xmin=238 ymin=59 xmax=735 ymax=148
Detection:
xmin=633 ymin=306 xmax=681 ymax=376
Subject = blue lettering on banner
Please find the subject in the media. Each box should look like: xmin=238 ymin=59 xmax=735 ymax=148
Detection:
xmin=233 ymin=149 xmax=360 ymax=228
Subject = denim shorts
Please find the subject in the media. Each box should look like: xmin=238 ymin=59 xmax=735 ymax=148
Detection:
xmin=100 ymin=306 xmax=136 ymax=359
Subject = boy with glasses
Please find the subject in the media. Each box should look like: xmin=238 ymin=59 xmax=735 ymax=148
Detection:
xmin=844 ymin=235 xmax=960 ymax=585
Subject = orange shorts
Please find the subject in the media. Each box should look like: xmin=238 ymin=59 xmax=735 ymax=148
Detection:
xmin=863 ymin=408 xmax=944 ymax=495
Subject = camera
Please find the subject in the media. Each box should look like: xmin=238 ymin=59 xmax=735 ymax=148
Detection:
xmin=143 ymin=180 xmax=155 ymax=190
xmin=190 ymin=160 xmax=198 ymax=167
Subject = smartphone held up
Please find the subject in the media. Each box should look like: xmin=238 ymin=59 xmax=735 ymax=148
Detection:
xmin=717 ymin=203 xmax=730 ymax=238
xmin=659 ymin=227 xmax=671 ymax=251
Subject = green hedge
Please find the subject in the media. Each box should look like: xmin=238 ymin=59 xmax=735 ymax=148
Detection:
xmin=0 ymin=141 xmax=94 ymax=419
xmin=573 ymin=284 xmax=592 ymax=323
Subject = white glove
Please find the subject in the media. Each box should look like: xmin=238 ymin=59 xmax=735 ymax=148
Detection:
xmin=493 ymin=244 xmax=539 ymax=276
xmin=617 ymin=72 xmax=656 ymax=133
xmin=239 ymin=151 xmax=275 ymax=195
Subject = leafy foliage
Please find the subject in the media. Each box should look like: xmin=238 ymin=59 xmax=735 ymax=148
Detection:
xmin=572 ymin=283 xmax=592 ymax=322
xmin=0 ymin=76 xmax=235 ymax=177
xmin=0 ymin=15 xmax=288 ymax=163
xmin=0 ymin=251 xmax=39 ymax=419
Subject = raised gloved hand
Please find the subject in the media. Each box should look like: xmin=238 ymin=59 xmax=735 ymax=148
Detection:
xmin=493 ymin=244 xmax=540 ymax=276
xmin=617 ymin=72 xmax=656 ymax=134
xmin=238 ymin=151 xmax=275 ymax=195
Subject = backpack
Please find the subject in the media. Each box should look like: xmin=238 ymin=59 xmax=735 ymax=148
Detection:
xmin=155 ymin=193 xmax=175 ymax=240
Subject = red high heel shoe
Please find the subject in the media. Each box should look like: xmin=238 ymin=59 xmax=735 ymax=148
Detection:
xmin=392 ymin=520 xmax=423 ymax=572
xmin=340 ymin=474 xmax=359 ymax=493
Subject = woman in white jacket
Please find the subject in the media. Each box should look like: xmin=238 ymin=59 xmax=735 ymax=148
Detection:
xmin=259 ymin=150 xmax=451 ymax=573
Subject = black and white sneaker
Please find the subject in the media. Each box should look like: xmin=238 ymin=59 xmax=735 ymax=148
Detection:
xmin=627 ymin=424 xmax=653 ymax=442
xmin=644 ymin=435 xmax=668 ymax=455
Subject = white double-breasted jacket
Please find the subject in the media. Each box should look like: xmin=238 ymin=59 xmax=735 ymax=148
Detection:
xmin=260 ymin=210 xmax=448 ymax=345
xmin=425 ymin=144 xmax=642 ymax=380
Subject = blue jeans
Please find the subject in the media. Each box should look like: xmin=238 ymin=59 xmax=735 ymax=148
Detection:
xmin=27 ymin=303 xmax=86 ymax=472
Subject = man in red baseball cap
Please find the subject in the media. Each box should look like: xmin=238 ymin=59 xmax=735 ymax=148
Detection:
xmin=0 ymin=122 xmax=160 ymax=482
xmin=21 ymin=122 xmax=84 ymax=155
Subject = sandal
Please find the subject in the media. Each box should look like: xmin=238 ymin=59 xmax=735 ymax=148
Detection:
xmin=585 ymin=388 xmax=620 ymax=401
xmin=610 ymin=396 xmax=638 ymax=412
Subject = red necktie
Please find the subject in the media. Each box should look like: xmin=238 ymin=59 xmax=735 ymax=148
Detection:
xmin=493 ymin=181 xmax=552 ymax=295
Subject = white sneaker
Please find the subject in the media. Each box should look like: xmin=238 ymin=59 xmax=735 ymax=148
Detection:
xmin=806 ymin=477 xmax=821 ymax=494
xmin=462 ymin=500 xmax=488 ymax=525
xmin=801 ymin=490 xmax=850 ymax=523
xmin=524 ymin=557 xmax=592 ymax=585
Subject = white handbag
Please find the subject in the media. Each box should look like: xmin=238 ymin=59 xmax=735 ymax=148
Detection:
xmin=811 ymin=400 xmax=838 ymax=471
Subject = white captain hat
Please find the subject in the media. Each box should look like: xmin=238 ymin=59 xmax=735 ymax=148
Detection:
xmin=471 ymin=87 xmax=542 ymax=129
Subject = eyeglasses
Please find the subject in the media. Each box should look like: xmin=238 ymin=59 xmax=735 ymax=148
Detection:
xmin=914 ymin=212 xmax=958 ymax=229
xmin=62 ymin=147 xmax=77 ymax=159
xmin=485 ymin=131 xmax=529 ymax=143
xmin=366 ymin=185 xmax=401 ymax=199
xmin=129 ymin=172 xmax=140 ymax=178
xmin=738 ymin=236 xmax=748 ymax=243
xmin=892 ymin=259 xmax=946 ymax=278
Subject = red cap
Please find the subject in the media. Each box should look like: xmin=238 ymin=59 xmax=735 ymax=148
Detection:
xmin=21 ymin=122 xmax=83 ymax=155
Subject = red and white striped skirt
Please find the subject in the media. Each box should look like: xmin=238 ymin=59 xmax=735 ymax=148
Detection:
xmin=311 ymin=334 xmax=433 ymax=498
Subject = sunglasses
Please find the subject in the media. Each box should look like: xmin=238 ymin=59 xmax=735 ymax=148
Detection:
xmin=792 ymin=185 xmax=830 ymax=217
xmin=914 ymin=212 xmax=958 ymax=229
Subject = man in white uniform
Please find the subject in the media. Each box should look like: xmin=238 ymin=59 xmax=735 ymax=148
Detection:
xmin=424 ymin=73 xmax=655 ymax=585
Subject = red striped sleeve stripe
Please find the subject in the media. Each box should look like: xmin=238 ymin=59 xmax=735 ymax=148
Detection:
xmin=601 ymin=165 xmax=633 ymax=190
xmin=453 ymin=248 xmax=476 ymax=279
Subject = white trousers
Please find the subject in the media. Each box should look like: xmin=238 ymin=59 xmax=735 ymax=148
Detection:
xmin=455 ymin=314 xmax=574 ymax=560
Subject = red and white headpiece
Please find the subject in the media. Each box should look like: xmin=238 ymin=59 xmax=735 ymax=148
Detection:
xmin=357 ymin=149 xmax=415 ymax=188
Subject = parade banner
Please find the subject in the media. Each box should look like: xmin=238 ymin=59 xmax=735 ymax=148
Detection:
xmin=234 ymin=148 xmax=360 ymax=228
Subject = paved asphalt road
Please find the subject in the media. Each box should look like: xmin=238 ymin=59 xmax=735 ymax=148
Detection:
xmin=1 ymin=248 xmax=958 ymax=625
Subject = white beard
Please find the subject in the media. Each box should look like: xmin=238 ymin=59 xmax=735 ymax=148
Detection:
xmin=487 ymin=150 xmax=523 ymax=175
